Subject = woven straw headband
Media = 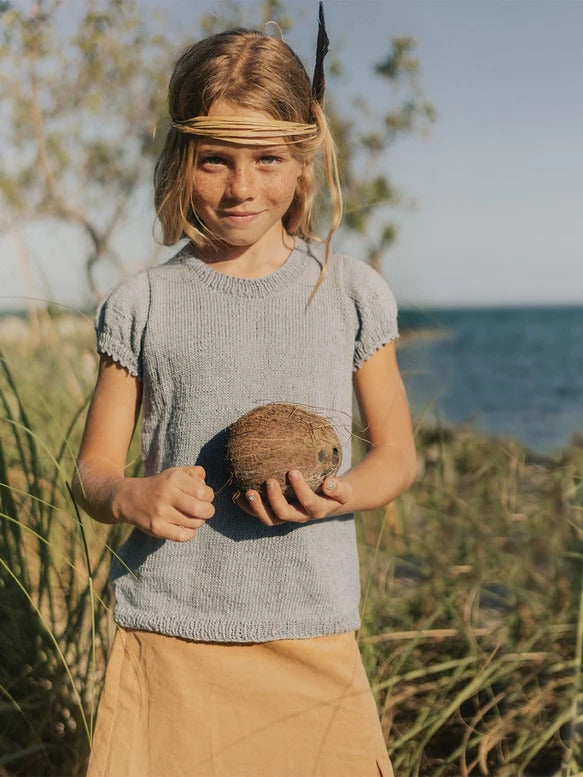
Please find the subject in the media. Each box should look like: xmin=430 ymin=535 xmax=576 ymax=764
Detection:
xmin=171 ymin=4 xmax=328 ymax=146
xmin=171 ymin=116 xmax=318 ymax=146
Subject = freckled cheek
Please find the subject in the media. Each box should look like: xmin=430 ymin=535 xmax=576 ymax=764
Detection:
xmin=191 ymin=179 xmax=224 ymax=208
xmin=266 ymin=177 xmax=300 ymax=207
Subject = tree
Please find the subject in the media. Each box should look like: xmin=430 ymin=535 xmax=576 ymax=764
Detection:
xmin=0 ymin=0 xmax=172 ymax=300
xmin=333 ymin=37 xmax=436 ymax=271
xmin=0 ymin=0 xmax=434 ymax=305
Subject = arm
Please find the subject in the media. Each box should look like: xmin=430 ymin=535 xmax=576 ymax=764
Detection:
xmin=344 ymin=339 xmax=418 ymax=508
xmin=241 ymin=340 xmax=417 ymax=525
xmin=72 ymin=355 xmax=214 ymax=542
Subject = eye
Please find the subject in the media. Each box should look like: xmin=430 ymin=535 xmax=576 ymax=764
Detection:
xmin=199 ymin=155 xmax=226 ymax=167
xmin=258 ymin=155 xmax=282 ymax=165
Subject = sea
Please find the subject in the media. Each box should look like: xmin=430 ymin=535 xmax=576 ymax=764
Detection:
xmin=1 ymin=305 xmax=582 ymax=455
xmin=397 ymin=305 xmax=583 ymax=456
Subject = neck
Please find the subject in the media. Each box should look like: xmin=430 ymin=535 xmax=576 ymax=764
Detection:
xmin=197 ymin=224 xmax=296 ymax=279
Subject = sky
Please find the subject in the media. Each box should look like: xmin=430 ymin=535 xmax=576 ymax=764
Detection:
xmin=1 ymin=0 xmax=582 ymax=311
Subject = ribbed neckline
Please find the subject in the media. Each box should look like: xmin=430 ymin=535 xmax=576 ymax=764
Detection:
xmin=179 ymin=238 xmax=312 ymax=298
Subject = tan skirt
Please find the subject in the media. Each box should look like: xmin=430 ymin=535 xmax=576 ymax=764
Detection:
xmin=86 ymin=628 xmax=393 ymax=777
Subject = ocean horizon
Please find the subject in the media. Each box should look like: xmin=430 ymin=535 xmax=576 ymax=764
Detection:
xmin=1 ymin=303 xmax=582 ymax=455
xmin=397 ymin=304 xmax=583 ymax=455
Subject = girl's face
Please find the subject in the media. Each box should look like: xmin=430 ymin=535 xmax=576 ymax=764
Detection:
xmin=191 ymin=99 xmax=304 ymax=252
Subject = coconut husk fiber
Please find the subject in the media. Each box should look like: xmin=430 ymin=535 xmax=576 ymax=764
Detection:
xmin=224 ymin=403 xmax=342 ymax=501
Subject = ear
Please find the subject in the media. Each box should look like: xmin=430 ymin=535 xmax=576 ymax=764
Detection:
xmin=295 ymin=165 xmax=305 ymax=192
xmin=293 ymin=160 xmax=306 ymax=190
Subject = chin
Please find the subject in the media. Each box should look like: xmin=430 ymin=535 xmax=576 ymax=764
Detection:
xmin=216 ymin=234 xmax=256 ymax=248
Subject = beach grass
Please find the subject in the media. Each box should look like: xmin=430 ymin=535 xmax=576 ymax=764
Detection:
xmin=0 ymin=313 xmax=581 ymax=777
xmin=356 ymin=423 xmax=583 ymax=776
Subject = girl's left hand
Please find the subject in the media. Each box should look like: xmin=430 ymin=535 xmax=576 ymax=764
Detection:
xmin=237 ymin=469 xmax=352 ymax=526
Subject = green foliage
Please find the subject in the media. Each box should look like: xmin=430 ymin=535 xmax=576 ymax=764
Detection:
xmin=199 ymin=0 xmax=293 ymax=35
xmin=326 ymin=34 xmax=435 ymax=271
xmin=357 ymin=424 xmax=583 ymax=776
xmin=0 ymin=317 xmax=130 ymax=776
xmin=1 ymin=321 xmax=582 ymax=775
xmin=1 ymin=0 xmax=434 ymax=303
xmin=376 ymin=37 xmax=420 ymax=79
xmin=0 ymin=0 xmax=172 ymax=297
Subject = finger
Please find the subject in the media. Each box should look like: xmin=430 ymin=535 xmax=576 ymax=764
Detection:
xmin=187 ymin=482 xmax=215 ymax=503
xmin=265 ymin=478 xmax=315 ymax=525
xmin=320 ymin=476 xmax=350 ymax=504
xmin=148 ymin=518 xmax=198 ymax=542
xmin=235 ymin=493 xmax=255 ymax=516
xmin=174 ymin=493 xmax=215 ymax=520
xmin=167 ymin=524 xmax=198 ymax=542
xmin=262 ymin=478 xmax=306 ymax=523
xmin=285 ymin=470 xmax=320 ymax=509
xmin=183 ymin=465 xmax=206 ymax=480
xmin=284 ymin=470 xmax=338 ymax=519
xmin=246 ymin=489 xmax=285 ymax=526
xmin=168 ymin=506 xmax=208 ymax=529
xmin=177 ymin=472 xmax=214 ymax=503
xmin=285 ymin=471 xmax=349 ymax=519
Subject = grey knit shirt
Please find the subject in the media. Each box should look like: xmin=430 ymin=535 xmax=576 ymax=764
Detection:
xmin=95 ymin=238 xmax=398 ymax=643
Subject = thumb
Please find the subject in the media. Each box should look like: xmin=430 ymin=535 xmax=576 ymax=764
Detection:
xmin=322 ymin=476 xmax=350 ymax=504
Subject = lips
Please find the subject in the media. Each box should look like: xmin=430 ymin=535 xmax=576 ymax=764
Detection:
xmin=218 ymin=210 xmax=265 ymax=227
xmin=220 ymin=211 xmax=262 ymax=217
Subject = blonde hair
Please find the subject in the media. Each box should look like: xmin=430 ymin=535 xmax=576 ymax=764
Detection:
xmin=154 ymin=29 xmax=342 ymax=286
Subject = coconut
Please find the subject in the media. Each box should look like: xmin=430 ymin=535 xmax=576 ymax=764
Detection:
xmin=224 ymin=403 xmax=342 ymax=500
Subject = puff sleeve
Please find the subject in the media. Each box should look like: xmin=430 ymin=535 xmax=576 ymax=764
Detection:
xmin=341 ymin=255 xmax=399 ymax=371
xmin=94 ymin=271 xmax=150 ymax=379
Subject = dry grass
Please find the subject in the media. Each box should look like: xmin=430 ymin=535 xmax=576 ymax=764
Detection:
xmin=357 ymin=425 xmax=583 ymax=776
xmin=1 ymin=313 xmax=582 ymax=776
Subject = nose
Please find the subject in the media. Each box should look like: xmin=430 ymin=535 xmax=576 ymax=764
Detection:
xmin=225 ymin=164 xmax=255 ymax=201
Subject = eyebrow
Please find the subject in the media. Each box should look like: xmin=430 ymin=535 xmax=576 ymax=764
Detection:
xmin=197 ymin=143 xmax=290 ymax=154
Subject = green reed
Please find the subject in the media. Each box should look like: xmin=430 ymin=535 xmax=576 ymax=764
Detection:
xmin=1 ymin=315 xmax=582 ymax=776
xmin=0 ymin=315 xmax=124 ymax=776
xmin=357 ymin=424 xmax=583 ymax=776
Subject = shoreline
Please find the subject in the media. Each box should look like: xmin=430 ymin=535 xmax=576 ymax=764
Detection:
xmin=397 ymin=326 xmax=453 ymax=346
xmin=1 ymin=312 xmax=580 ymax=460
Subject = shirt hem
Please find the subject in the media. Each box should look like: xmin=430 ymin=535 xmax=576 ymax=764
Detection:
xmin=112 ymin=608 xmax=361 ymax=644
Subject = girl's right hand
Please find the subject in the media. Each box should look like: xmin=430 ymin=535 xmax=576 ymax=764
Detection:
xmin=72 ymin=356 xmax=214 ymax=542
xmin=111 ymin=466 xmax=215 ymax=542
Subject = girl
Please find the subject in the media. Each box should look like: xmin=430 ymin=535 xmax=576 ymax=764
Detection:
xmin=74 ymin=17 xmax=417 ymax=777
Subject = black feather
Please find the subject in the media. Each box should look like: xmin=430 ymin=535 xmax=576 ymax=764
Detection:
xmin=311 ymin=2 xmax=329 ymax=105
